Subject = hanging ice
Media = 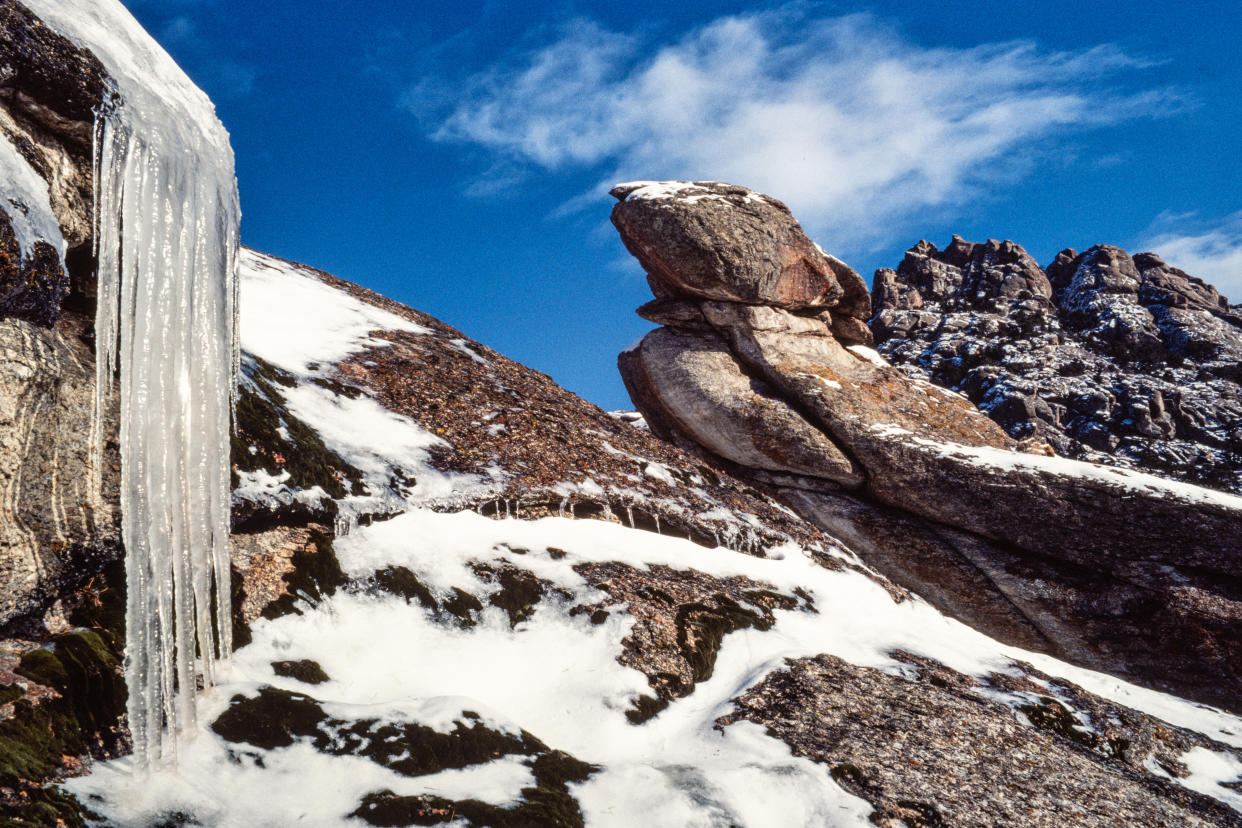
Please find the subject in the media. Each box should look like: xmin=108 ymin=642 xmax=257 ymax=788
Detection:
xmin=21 ymin=0 xmax=240 ymax=769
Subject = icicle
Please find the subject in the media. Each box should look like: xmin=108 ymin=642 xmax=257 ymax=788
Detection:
xmin=626 ymin=505 xmax=635 ymax=529
xmin=558 ymin=497 xmax=568 ymax=518
xmin=569 ymin=501 xmax=577 ymax=520
xmin=25 ymin=0 xmax=241 ymax=772
xmin=654 ymin=514 xmax=661 ymax=535
xmin=504 ymin=499 xmax=511 ymax=520
xmin=602 ymin=502 xmax=613 ymax=522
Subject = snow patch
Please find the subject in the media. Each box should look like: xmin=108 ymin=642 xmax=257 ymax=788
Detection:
xmin=240 ymin=248 xmax=429 ymax=375
xmin=0 ymin=134 xmax=65 ymax=261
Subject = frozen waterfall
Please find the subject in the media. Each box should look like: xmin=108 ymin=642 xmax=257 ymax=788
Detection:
xmin=22 ymin=0 xmax=241 ymax=769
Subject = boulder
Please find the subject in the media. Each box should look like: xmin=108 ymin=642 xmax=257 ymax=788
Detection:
xmin=610 ymin=181 xmax=869 ymax=313
xmin=619 ymin=325 xmax=863 ymax=486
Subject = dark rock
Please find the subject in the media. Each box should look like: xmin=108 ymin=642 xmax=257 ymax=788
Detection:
xmin=872 ymin=236 xmax=1242 ymax=494
xmin=1 ymin=0 xmax=112 ymax=301
xmin=0 ymin=208 xmax=68 ymax=326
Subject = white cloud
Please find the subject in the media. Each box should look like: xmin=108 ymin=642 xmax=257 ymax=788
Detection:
xmin=1138 ymin=211 xmax=1242 ymax=301
xmin=422 ymin=10 xmax=1174 ymax=251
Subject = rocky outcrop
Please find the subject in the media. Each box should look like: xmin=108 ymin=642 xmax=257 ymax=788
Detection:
xmin=614 ymin=181 xmax=1242 ymax=713
xmin=722 ymin=652 xmax=1242 ymax=827
xmin=872 ymin=236 xmax=1242 ymax=494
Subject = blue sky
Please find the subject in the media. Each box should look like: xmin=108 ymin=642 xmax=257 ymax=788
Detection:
xmin=128 ymin=0 xmax=1242 ymax=410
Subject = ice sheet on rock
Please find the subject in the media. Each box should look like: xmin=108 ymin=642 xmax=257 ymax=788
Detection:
xmin=0 ymin=133 xmax=65 ymax=261
xmin=872 ymin=424 xmax=1242 ymax=511
xmin=24 ymin=0 xmax=241 ymax=769
xmin=239 ymin=248 xmax=429 ymax=375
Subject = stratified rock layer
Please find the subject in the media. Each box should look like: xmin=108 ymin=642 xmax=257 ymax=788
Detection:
xmin=872 ymin=236 xmax=1242 ymax=494
xmin=613 ymin=181 xmax=1242 ymax=714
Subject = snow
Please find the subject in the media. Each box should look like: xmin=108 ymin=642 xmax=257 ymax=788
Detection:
xmin=240 ymin=248 xmax=429 ymax=375
xmin=70 ymin=508 xmax=1242 ymax=823
xmin=616 ymin=180 xmax=770 ymax=207
xmin=1178 ymin=747 xmax=1242 ymax=811
xmin=846 ymin=344 xmax=890 ymax=366
xmin=236 ymin=248 xmax=496 ymax=517
xmin=66 ymin=691 xmax=534 ymax=827
xmin=277 ymin=380 xmax=494 ymax=514
xmin=232 ymin=469 xmax=329 ymax=513
xmin=0 ymin=132 xmax=65 ymax=261
xmin=449 ymin=337 xmax=492 ymax=365
xmin=871 ymin=424 xmax=1242 ymax=512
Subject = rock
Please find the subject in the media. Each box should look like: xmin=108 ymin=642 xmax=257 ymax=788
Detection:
xmin=0 ymin=208 xmax=67 ymax=327
xmin=619 ymin=326 xmax=863 ymax=486
xmin=610 ymin=181 xmax=869 ymax=313
xmin=721 ymin=652 xmax=1242 ymax=827
xmin=612 ymin=182 xmax=1242 ymax=713
xmin=0 ymin=312 xmax=119 ymax=627
xmin=0 ymin=0 xmax=110 ymax=298
xmin=0 ymin=1 xmax=119 ymax=632
xmin=872 ymin=236 xmax=1242 ymax=494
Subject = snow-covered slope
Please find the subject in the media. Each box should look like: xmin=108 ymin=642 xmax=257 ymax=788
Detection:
xmin=64 ymin=250 xmax=1242 ymax=827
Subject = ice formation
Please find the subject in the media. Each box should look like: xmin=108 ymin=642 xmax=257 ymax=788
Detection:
xmin=21 ymin=0 xmax=241 ymax=768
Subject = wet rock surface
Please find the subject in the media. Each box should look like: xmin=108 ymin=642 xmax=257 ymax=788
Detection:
xmin=872 ymin=236 xmax=1242 ymax=494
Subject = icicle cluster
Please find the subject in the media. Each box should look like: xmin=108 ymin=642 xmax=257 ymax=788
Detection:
xmin=22 ymin=0 xmax=241 ymax=769
xmin=92 ymin=114 xmax=239 ymax=769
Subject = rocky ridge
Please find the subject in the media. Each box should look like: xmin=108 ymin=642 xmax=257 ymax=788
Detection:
xmin=871 ymin=236 xmax=1242 ymax=494
xmin=614 ymin=180 xmax=1242 ymax=715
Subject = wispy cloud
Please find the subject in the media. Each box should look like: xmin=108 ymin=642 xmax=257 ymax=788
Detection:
xmin=1138 ymin=211 xmax=1242 ymax=301
xmin=418 ymin=9 xmax=1177 ymax=250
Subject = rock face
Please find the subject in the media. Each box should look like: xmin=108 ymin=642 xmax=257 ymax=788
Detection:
xmin=0 ymin=1 xmax=120 ymax=635
xmin=872 ymin=236 xmax=1242 ymax=494
xmin=614 ymin=181 xmax=1242 ymax=714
